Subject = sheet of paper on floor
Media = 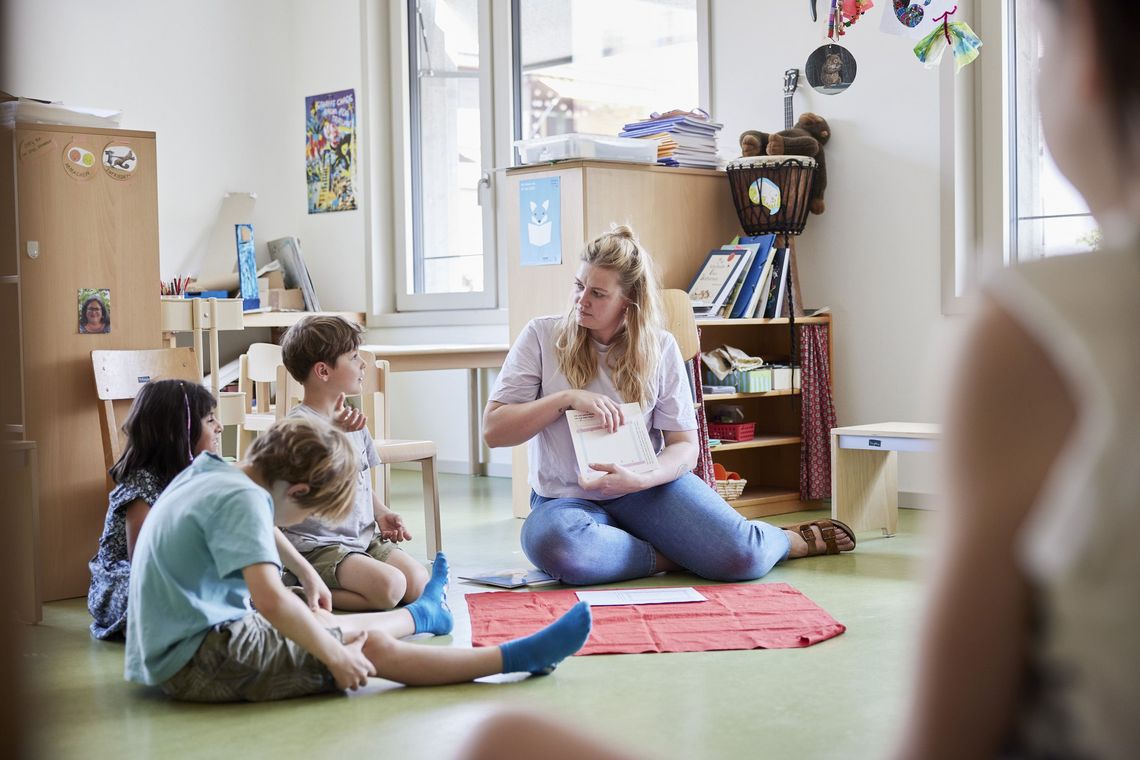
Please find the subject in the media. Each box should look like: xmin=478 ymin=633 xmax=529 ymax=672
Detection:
xmin=574 ymin=587 xmax=707 ymax=606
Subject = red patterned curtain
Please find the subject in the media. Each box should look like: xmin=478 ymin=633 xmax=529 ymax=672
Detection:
xmin=689 ymin=337 xmax=717 ymax=489
xmin=799 ymin=324 xmax=837 ymax=500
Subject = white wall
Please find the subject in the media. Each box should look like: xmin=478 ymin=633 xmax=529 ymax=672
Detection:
xmin=5 ymin=1 xmax=956 ymax=488
xmin=711 ymin=1 xmax=955 ymax=496
xmin=2 ymin=0 xmax=505 ymax=474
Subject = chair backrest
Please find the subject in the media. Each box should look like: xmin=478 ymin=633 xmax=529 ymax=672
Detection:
xmin=275 ymin=364 xmax=304 ymax=421
xmin=239 ymin=342 xmax=284 ymax=414
xmin=659 ymin=288 xmax=700 ymax=362
xmin=91 ymin=348 xmax=202 ymax=473
xmin=359 ymin=350 xmax=390 ymax=441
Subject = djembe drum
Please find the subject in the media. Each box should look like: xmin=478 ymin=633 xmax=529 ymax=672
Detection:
xmin=724 ymin=155 xmax=818 ymax=370
xmin=724 ymin=155 xmax=817 ymax=236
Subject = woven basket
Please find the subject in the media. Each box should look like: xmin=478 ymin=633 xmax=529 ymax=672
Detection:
xmin=714 ymin=478 xmax=747 ymax=500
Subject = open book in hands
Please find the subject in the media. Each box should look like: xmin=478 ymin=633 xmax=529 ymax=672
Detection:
xmin=565 ymin=402 xmax=659 ymax=482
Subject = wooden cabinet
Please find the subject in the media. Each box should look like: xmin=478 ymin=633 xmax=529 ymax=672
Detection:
xmin=696 ymin=313 xmax=833 ymax=519
xmin=2 ymin=122 xmax=161 ymax=600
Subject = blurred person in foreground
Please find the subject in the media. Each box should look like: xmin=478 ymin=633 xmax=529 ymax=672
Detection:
xmin=897 ymin=0 xmax=1140 ymax=757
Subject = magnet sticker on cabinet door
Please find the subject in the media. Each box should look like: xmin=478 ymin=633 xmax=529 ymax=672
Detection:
xmin=19 ymin=134 xmax=54 ymax=161
xmin=101 ymin=143 xmax=138 ymax=180
xmin=62 ymin=142 xmax=97 ymax=180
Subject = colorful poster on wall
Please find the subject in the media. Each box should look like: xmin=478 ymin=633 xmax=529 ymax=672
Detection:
xmin=305 ymin=88 xmax=357 ymax=214
xmin=518 ymin=176 xmax=562 ymax=267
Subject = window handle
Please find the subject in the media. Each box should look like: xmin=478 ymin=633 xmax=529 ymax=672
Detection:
xmin=477 ymin=171 xmax=492 ymax=206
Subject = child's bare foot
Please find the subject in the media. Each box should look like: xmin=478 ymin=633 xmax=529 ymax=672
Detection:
xmin=784 ymin=519 xmax=856 ymax=558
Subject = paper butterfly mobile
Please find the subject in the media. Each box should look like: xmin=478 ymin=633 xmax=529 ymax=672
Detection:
xmin=913 ymin=4 xmax=983 ymax=71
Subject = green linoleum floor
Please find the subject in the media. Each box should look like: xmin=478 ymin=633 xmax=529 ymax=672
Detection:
xmin=22 ymin=472 xmax=934 ymax=760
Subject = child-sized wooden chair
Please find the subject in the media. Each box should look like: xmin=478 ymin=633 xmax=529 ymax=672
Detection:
xmin=660 ymin=288 xmax=700 ymax=363
xmin=236 ymin=342 xmax=284 ymax=458
xmin=91 ymin=348 xmax=203 ymax=477
xmin=275 ymin=349 xmax=442 ymax=558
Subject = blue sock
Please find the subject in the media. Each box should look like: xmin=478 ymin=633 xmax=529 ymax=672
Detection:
xmin=499 ymin=601 xmax=592 ymax=675
xmin=406 ymin=552 xmax=451 ymax=635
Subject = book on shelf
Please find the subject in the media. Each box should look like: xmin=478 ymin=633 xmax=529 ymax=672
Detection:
xmin=565 ymin=402 xmax=659 ymax=482
xmin=686 ymin=248 xmax=751 ymax=316
xmin=730 ymin=234 xmax=777 ymax=319
xmin=761 ymin=248 xmax=789 ymax=319
xmin=235 ymin=223 xmax=260 ymax=312
xmin=718 ymin=244 xmax=759 ymax=319
xmin=772 ymin=246 xmax=792 ymax=318
xmin=747 ymin=249 xmax=777 ymax=318
xmin=458 ymin=569 xmax=558 ymax=589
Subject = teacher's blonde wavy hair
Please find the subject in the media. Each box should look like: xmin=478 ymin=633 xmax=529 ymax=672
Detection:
xmin=554 ymin=225 xmax=662 ymax=405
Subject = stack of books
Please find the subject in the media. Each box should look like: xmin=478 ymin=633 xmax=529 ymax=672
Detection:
xmin=685 ymin=233 xmax=793 ymax=320
xmin=619 ymin=110 xmax=723 ymax=169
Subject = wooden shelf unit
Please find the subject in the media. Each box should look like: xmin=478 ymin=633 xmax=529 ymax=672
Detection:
xmin=699 ymin=313 xmax=833 ymax=518
xmin=710 ymin=434 xmax=802 ymax=452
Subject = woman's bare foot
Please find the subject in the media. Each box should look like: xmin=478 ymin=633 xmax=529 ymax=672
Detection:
xmin=784 ymin=521 xmax=855 ymax=559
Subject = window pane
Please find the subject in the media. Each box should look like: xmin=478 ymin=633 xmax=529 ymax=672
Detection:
xmin=1011 ymin=0 xmax=1095 ymax=262
xmin=517 ymin=0 xmax=698 ymax=141
xmin=410 ymin=0 xmax=485 ymax=295
xmin=1017 ymin=216 xmax=1100 ymax=261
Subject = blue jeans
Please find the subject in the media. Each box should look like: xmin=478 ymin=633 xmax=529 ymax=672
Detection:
xmin=521 ymin=473 xmax=792 ymax=586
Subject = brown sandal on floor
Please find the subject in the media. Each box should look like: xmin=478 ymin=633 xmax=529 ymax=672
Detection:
xmin=787 ymin=518 xmax=856 ymax=556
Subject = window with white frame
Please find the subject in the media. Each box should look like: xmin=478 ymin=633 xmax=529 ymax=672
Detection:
xmin=399 ymin=0 xmax=703 ymax=313
xmin=1009 ymin=0 xmax=1097 ymax=260
xmin=402 ymin=0 xmax=497 ymax=311
xmin=512 ymin=0 xmax=700 ymax=146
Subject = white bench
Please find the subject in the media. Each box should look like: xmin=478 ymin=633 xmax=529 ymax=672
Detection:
xmin=830 ymin=422 xmax=940 ymax=536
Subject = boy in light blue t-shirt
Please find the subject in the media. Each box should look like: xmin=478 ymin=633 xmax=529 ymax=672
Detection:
xmin=125 ymin=416 xmax=592 ymax=703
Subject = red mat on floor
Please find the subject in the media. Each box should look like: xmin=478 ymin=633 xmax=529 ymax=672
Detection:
xmin=466 ymin=582 xmax=845 ymax=655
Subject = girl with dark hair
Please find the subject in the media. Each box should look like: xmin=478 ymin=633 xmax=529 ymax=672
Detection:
xmin=87 ymin=380 xmax=221 ymax=640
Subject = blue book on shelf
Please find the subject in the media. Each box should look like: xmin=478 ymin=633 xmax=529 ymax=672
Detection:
xmin=235 ymin=223 xmax=260 ymax=311
xmin=729 ymin=234 xmax=776 ymax=318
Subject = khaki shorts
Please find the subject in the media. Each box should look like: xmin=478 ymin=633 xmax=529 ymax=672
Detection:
xmin=284 ymin=534 xmax=396 ymax=590
xmin=160 ymin=612 xmax=343 ymax=703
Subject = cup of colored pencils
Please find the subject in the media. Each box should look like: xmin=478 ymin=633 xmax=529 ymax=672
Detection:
xmin=160 ymin=276 xmax=191 ymax=296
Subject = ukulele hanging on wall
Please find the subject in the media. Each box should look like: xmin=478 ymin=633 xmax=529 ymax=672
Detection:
xmin=783 ymin=68 xmax=800 ymax=130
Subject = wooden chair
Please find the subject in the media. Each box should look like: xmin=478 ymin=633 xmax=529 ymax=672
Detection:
xmin=660 ymin=288 xmax=702 ymax=406
xmin=91 ymin=348 xmax=202 ymax=475
xmin=236 ymin=342 xmax=284 ymax=458
xmin=660 ymin=288 xmax=700 ymax=363
xmin=276 ymin=349 xmax=442 ymax=558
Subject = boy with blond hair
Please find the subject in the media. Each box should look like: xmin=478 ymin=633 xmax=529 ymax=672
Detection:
xmin=279 ymin=314 xmax=428 ymax=610
xmin=125 ymin=417 xmax=592 ymax=702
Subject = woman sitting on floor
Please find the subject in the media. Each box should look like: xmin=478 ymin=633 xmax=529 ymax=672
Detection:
xmin=483 ymin=224 xmax=854 ymax=587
